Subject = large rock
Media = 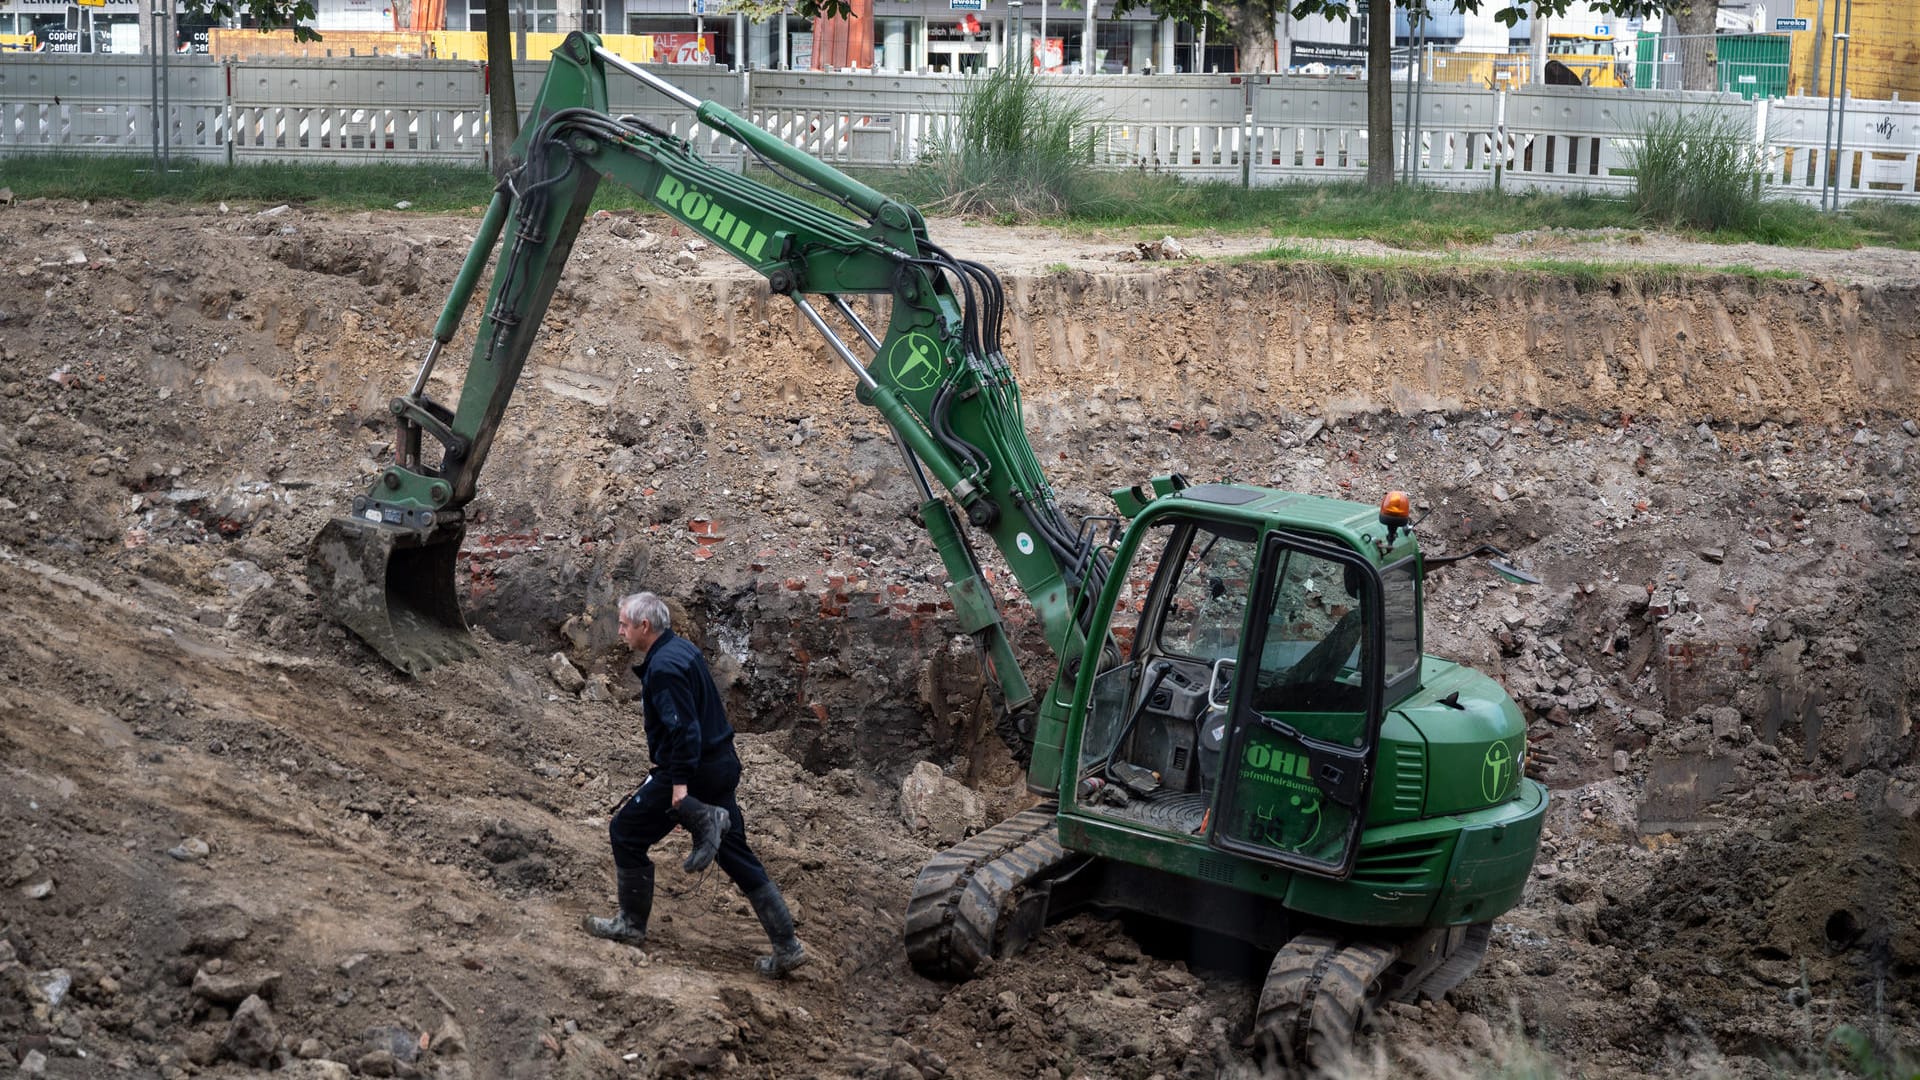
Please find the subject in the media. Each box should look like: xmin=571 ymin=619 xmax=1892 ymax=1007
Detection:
xmin=898 ymin=762 xmax=983 ymax=845
xmin=1887 ymin=781 xmax=1920 ymax=821
xmin=555 ymin=1032 xmax=626 ymax=1080
xmin=191 ymin=966 xmax=280 ymax=1004
xmin=432 ymin=1014 xmax=468 ymax=1056
xmin=281 ymin=1062 xmax=353 ymax=1080
xmin=223 ymin=994 xmax=279 ymax=1066
xmin=549 ymin=653 xmax=587 ymax=694
xmin=211 ymin=559 xmax=274 ymax=597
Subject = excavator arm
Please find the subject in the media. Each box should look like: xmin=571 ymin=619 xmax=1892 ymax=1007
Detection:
xmin=309 ymin=33 xmax=1102 ymax=793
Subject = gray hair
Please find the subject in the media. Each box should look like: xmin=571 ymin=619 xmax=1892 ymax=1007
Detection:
xmin=618 ymin=591 xmax=670 ymax=632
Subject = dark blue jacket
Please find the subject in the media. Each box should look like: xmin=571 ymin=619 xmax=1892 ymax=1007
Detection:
xmin=633 ymin=629 xmax=735 ymax=784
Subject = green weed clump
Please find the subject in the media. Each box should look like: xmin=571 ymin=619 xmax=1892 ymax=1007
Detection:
xmin=1626 ymin=108 xmax=1766 ymax=232
xmin=904 ymin=64 xmax=1098 ymax=220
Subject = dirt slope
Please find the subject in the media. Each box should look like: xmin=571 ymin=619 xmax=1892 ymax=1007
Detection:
xmin=0 ymin=198 xmax=1915 ymax=1079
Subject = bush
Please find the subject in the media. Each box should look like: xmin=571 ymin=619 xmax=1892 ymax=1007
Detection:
xmin=907 ymin=65 xmax=1098 ymax=219
xmin=1626 ymin=107 xmax=1766 ymax=232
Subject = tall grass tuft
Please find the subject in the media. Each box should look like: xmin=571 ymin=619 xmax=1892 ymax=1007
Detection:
xmin=1626 ymin=108 xmax=1766 ymax=232
xmin=906 ymin=64 xmax=1098 ymax=220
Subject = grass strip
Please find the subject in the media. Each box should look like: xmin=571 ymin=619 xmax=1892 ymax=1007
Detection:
xmin=1233 ymin=242 xmax=1805 ymax=292
xmin=3 ymin=153 xmax=1917 ymax=251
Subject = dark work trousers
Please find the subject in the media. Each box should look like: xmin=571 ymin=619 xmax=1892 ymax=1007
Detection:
xmin=609 ymin=750 xmax=770 ymax=895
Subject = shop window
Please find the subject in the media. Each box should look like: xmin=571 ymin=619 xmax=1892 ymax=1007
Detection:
xmin=529 ymin=0 xmax=557 ymax=34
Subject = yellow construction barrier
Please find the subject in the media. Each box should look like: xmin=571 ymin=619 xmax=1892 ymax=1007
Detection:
xmin=207 ymin=28 xmax=435 ymax=58
xmin=204 ymin=28 xmax=654 ymax=62
xmin=1425 ymin=49 xmax=1625 ymax=89
xmin=430 ymin=30 xmax=654 ymax=62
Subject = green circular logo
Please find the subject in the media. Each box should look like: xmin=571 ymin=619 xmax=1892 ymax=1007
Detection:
xmin=1248 ymin=795 xmax=1324 ymax=853
xmin=1283 ymin=793 xmax=1324 ymax=851
xmin=886 ymin=332 xmax=946 ymax=393
xmin=1481 ymin=740 xmax=1515 ymax=802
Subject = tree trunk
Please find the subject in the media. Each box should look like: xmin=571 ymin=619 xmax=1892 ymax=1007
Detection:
xmin=1227 ymin=3 xmax=1278 ymax=73
xmin=1366 ymin=0 xmax=1392 ymax=188
xmin=1670 ymin=1 xmax=1719 ymax=92
xmin=486 ymin=0 xmax=519 ymax=178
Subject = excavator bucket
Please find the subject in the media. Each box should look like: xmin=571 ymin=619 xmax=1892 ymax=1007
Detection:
xmin=307 ymin=516 xmax=478 ymax=676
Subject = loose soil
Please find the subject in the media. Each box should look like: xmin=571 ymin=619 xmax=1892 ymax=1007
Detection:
xmin=0 ymin=198 xmax=1916 ymax=1080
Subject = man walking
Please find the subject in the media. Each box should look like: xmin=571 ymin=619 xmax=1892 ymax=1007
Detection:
xmin=582 ymin=591 xmax=809 ymax=977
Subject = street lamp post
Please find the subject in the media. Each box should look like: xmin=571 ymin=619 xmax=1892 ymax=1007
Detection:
xmin=1007 ymin=0 xmax=1023 ymax=69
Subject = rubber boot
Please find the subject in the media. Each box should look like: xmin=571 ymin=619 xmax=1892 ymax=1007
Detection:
xmin=581 ymin=864 xmax=653 ymax=947
xmin=675 ymin=796 xmax=732 ymax=873
xmin=745 ymin=882 xmax=809 ymax=977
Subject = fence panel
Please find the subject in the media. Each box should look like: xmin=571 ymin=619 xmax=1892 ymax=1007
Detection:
xmin=1633 ymin=32 xmax=1791 ymax=98
xmin=229 ymin=57 xmax=485 ymax=164
xmin=742 ymin=71 xmax=1250 ymax=175
xmin=1396 ymin=81 xmax=1497 ymax=189
xmin=1072 ymin=75 xmax=1247 ymax=177
xmin=0 ymin=55 xmax=226 ymax=160
xmin=1250 ymin=78 xmax=1369 ymax=185
xmin=1500 ymin=85 xmax=1745 ymax=196
xmin=1766 ymin=95 xmax=1920 ymax=205
xmin=744 ymin=69 xmax=964 ymax=168
xmin=512 ymin=59 xmax=747 ymax=171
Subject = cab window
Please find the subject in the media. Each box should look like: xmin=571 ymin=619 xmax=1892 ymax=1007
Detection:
xmin=1381 ymin=557 xmax=1420 ymax=687
xmin=1250 ymin=547 xmax=1368 ymax=716
xmin=1156 ymin=527 xmax=1258 ymax=663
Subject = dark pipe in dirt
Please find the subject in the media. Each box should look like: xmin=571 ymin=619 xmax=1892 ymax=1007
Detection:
xmin=307 ymin=516 xmax=477 ymax=675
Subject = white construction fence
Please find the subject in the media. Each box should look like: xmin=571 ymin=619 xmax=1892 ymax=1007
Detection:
xmin=2 ymin=54 xmax=1916 ymax=206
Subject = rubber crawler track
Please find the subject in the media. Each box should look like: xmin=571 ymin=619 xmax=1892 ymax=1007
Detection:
xmin=903 ymin=806 xmax=1070 ymax=980
xmin=1255 ymin=934 xmax=1401 ymax=1071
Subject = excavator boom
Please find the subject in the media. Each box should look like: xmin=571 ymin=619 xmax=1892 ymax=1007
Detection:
xmin=311 ymin=34 xmax=1102 ymax=790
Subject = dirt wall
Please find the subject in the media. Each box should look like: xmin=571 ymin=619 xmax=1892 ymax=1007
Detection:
xmin=614 ymin=264 xmax=1920 ymax=430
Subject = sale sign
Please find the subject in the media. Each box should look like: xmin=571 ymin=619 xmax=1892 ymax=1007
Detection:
xmin=1031 ymin=36 xmax=1062 ymax=72
xmin=654 ymin=32 xmax=714 ymax=63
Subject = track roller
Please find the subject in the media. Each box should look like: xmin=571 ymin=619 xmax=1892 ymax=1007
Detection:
xmin=903 ymin=806 xmax=1086 ymax=980
xmin=1254 ymin=933 xmax=1401 ymax=1072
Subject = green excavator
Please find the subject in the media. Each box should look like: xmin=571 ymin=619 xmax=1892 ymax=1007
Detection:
xmin=309 ymin=34 xmax=1549 ymax=1066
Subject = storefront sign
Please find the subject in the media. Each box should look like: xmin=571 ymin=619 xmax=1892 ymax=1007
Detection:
xmin=654 ymin=31 xmax=713 ymax=63
xmin=1290 ymin=40 xmax=1367 ymax=68
xmin=930 ymin=15 xmax=983 ymax=39
xmin=948 ymin=0 xmax=984 ymax=9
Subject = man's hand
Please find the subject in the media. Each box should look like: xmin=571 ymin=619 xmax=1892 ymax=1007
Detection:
xmin=671 ymin=784 xmax=687 ymax=808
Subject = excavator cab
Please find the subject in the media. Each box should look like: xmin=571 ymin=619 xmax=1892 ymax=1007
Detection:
xmin=1072 ymin=490 xmax=1396 ymax=878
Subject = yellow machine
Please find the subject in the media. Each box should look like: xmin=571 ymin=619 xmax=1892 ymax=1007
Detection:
xmin=1424 ymin=31 xmax=1627 ymax=89
xmin=1544 ymin=31 xmax=1627 ymax=86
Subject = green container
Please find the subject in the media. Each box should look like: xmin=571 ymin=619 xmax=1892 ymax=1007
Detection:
xmin=1716 ymin=32 xmax=1789 ymax=99
xmin=1634 ymin=31 xmax=1787 ymax=98
xmin=1634 ymin=29 xmax=1659 ymax=90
